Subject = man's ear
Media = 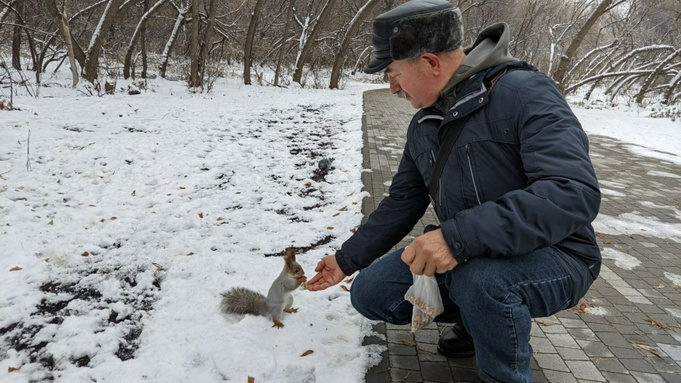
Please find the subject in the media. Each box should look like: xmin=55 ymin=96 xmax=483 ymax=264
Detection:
xmin=420 ymin=53 xmax=443 ymax=75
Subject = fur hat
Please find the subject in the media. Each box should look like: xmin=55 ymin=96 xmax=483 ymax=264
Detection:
xmin=365 ymin=0 xmax=463 ymax=74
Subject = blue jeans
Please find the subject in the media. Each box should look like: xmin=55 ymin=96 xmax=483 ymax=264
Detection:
xmin=351 ymin=247 xmax=595 ymax=383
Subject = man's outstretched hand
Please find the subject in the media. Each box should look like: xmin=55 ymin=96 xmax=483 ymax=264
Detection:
xmin=402 ymin=229 xmax=458 ymax=276
xmin=307 ymin=255 xmax=346 ymax=291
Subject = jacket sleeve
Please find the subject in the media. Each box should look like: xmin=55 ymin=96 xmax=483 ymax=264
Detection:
xmin=335 ymin=140 xmax=431 ymax=276
xmin=439 ymin=72 xmax=601 ymax=263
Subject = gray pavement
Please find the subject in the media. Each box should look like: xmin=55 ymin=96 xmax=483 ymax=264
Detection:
xmin=359 ymin=88 xmax=681 ymax=383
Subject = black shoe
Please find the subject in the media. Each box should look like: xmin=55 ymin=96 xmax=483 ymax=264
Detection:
xmin=437 ymin=323 xmax=475 ymax=358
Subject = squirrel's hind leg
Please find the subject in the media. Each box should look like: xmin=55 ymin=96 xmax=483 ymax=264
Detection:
xmin=282 ymin=293 xmax=298 ymax=313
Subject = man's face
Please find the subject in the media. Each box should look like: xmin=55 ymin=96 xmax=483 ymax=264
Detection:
xmin=385 ymin=57 xmax=440 ymax=109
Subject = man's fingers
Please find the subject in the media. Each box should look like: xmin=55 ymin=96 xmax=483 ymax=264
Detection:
xmin=308 ymin=273 xmax=323 ymax=285
xmin=424 ymin=262 xmax=437 ymax=277
xmin=401 ymin=245 xmax=416 ymax=265
xmin=308 ymin=281 xmax=329 ymax=291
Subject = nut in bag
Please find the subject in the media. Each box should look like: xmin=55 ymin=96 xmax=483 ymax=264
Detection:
xmin=404 ymin=274 xmax=444 ymax=332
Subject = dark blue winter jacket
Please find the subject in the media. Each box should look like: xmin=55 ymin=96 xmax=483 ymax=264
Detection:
xmin=336 ymin=24 xmax=601 ymax=281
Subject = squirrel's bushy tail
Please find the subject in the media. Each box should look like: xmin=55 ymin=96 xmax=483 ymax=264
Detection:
xmin=220 ymin=287 xmax=267 ymax=316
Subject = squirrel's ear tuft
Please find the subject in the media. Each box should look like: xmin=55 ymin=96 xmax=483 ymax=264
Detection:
xmin=285 ymin=247 xmax=296 ymax=262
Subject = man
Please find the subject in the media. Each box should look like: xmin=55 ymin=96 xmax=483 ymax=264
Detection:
xmin=308 ymin=0 xmax=601 ymax=382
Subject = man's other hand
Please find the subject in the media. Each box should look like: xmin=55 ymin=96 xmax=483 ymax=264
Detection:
xmin=401 ymin=229 xmax=458 ymax=276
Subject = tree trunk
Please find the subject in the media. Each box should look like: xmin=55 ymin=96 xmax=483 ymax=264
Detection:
xmin=198 ymin=0 xmax=215 ymax=86
xmin=140 ymin=0 xmax=148 ymax=78
xmin=635 ymin=49 xmax=681 ymax=104
xmin=329 ymin=0 xmax=381 ymax=89
xmin=123 ymin=0 xmax=168 ymax=79
xmin=552 ymin=0 xmax=617 ymax=93
xmin=189 ymin=0 xmax=201 ymax=87
xmin=159 ymin=6 xmax=187 ymax=78
xmin=274 ymin=0 xmax=294 ymax=87
xmin=82 ymin=0 xmax=125 ymax=84
xmin=45 ymin=0 xmax=79 ymax=86
xmin=293 ymin=0 xmax=336 ymax=85
xmin=44 ymin=6 xmax=87 ymax=70
xmin=11 ymin=0 xmax=22 ymax=70
xmin=243 ymin=0 xmax=265 ymax=85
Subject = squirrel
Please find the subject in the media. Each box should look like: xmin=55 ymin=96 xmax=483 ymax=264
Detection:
xmin=220 ymin=248 xmax=307 ymax=328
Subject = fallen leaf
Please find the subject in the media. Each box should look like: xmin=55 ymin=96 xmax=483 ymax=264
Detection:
xmin=536 ymin=320 xmax=558 ymax=326
xmin=634 ymin=343 xmax=662 ymax=358
xmin=8 ymin=366 xmax=20 ymax=373
xmin=47 ymin=220 xmax=53 ymax=225
xmin=340 ymin=285 xmax=350 ymax=292
xmin=332 ymin=212 xmax=340 ymax=217
xmin=88 ymin=204 xmax=96 ymax=207
xmin=151 ymin=262 xmax=164 ymax=271
xmin=179 ymin=187 xmax=186 ymax=190
xmin=305 ymin=182 xmax=312 ymax=187
xmin=570 ymin=302 xmax=591 ymax=314
xmin=131 ymin=190 xmax=136 ymax=196
xmin=198 ymin=212 xmax=204 ymax=219
xmin=657 ymin=284 xmax=666 ymax=289
xmin=339 ymin=206 xmax=348 ymax=211
xmin=110 ymin=216 xmax=117 ymax=221
xmin=327 ymin=226 xmax=334 ymax=230
xmin=417 ymin=347 xmax=437 ymax=354
xmin=216 ymin=217 xmax=225 ymax=221
xmin=187 ymin=252 xmax=194 ymax=256
xmin=10 ymin=266 xmax=22 ymax=272
xmin=644 ymin=317 xmax=677 ymax=332
xmin=248 ymin=377 xmax=255 ymax=383
xmin=100 ymin=218 xmax=106 ymax=223
xmin=300 ymin=350 xmax=314 ymax=357
xmin=350 ymin=227 xmax=357 ymax=233
xmin=81 ymin=251 xmax=90 ymax=257
xmin=400 ymin=339 xmax=417 ymax=347
xmin=603 ymin=240 xmax=612 ymax=244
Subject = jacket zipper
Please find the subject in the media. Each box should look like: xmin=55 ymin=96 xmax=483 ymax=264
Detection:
xmin=465 ymin=144 xmax=482 ymax=205
xmin=429 ymin=150 xmax=441 ymax=224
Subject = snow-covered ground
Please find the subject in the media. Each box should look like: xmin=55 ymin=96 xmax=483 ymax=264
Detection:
xmin=1 ymin=69 xmax=680 ymax=383
xmin=1 ymin=74 xmax=383 ymax=383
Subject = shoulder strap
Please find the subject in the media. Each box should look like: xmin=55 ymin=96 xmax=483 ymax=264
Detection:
xmin=427 ymin=115 xmax=469 ymax=200
xmin=427 ymin=67 xmax=519 ymax=209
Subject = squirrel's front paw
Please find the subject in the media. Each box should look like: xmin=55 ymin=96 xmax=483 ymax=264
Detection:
xmin=284 ymin=307 xmax=299 ymax=314
xmin=272 ymin=320 xmax=285 ymax=328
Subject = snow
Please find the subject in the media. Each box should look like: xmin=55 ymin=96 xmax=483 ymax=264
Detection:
xmin=1 ymin=73 xmax=383 ymax=383
xmin=1 ymin=69 xmax=680 ymax=382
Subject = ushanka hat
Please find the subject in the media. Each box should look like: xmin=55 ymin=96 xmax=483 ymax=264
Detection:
xmin=365 ymin=0 xmax=463 ymax=74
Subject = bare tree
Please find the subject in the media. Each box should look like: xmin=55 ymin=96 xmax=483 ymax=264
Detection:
xmin=329 ymin=0 xmax=380 ymax=89
xmin=123 ymin=0 xmax=168 ymax=79
xmin=553 ymin=0 xmax=625 ymax=92
xmin=189 ymin=0 xmax=201 ymax=87
xmin=11 ymin=0 xmax=22 ymax=69
xmin=243 ymin=0 xmax=265 ymax=85
xmin=159 ymin=1 xmax=188 ymax=78
xmin=635 ymin=48 xmax=681 ymax=104
xmin=292 ymin=0 xmax=336 ymax=85
xmin=273 ymin=0 xmax=293 ymax=87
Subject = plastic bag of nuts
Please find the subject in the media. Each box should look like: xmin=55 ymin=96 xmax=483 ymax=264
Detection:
xmin=404 ymin=274 xmax=444 ymax=332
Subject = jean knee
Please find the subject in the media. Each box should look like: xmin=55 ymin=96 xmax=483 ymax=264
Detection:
xmin=349 ymin=271 xmax=373 ymax=317
xmin=349 ymin=266 xmax=412 ymax=325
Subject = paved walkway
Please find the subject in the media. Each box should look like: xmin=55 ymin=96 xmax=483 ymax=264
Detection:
xmin=360 ymin=88 xmax=681 ymax=383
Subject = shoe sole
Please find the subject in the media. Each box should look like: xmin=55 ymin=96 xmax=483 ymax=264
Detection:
xmin=436 ymin=346 xmax=476 ymax=358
